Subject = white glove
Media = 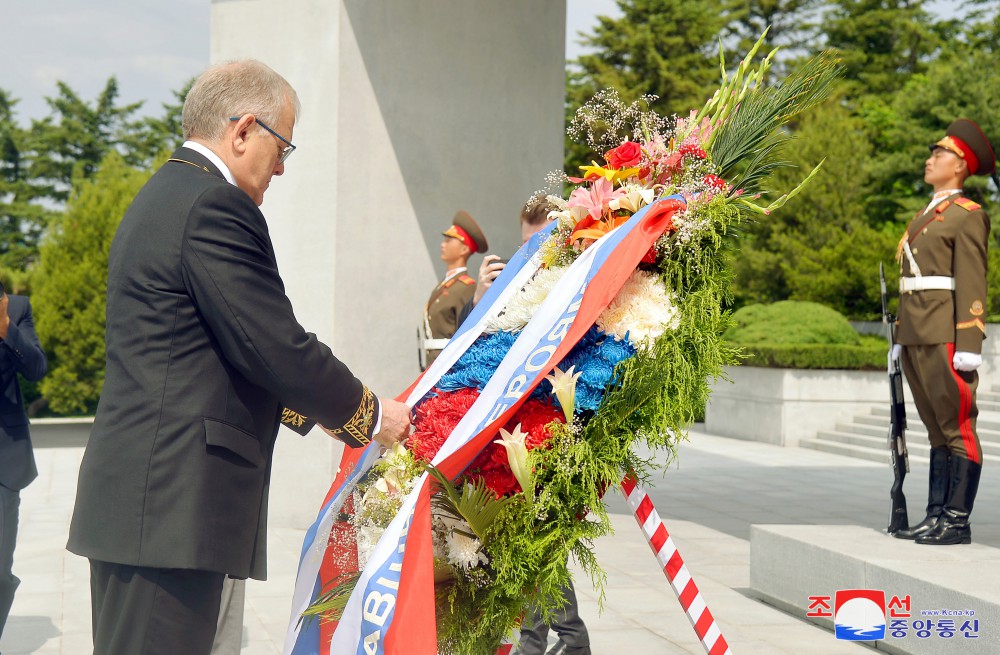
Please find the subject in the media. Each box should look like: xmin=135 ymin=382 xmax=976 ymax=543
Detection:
xmin=953 ymin=351 xmax=982 ymax=372
xmin=887 ymin=343 xmax=902 ymax=373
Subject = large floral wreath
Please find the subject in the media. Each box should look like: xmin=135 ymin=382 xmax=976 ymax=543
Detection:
xmin=294 ymin=35 xmax=840 ymax=655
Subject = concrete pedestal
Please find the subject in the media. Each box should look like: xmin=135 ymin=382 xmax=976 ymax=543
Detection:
xmin=750 ymin=524 xmax=1000 ymax=654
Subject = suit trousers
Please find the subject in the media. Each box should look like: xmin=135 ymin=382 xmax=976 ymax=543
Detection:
xmin=0 ymin=483 xmax=20 ymax=639
xmin=902 ymin=343 xmax=982 ymax=462
xmin=518 ymin=578 xmax=590 ymax=655
xmin=90 ymin=560 xmax=224 ymax=655
xmin=210 ymin=577 xmax=245 ymax=655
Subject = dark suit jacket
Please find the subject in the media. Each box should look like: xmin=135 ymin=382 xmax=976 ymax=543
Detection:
xmin=67 ymin=147 xmax=380 ymax=580
xmin=0 ymin=295 xmax=47 ymax=492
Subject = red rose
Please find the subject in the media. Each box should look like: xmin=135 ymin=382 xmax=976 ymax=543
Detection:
xmin=605 ymin=141 xmax=643 ymax=169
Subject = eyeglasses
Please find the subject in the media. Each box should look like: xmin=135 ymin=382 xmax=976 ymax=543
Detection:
xmin=229 ymin=115 xmax=296 ymax=164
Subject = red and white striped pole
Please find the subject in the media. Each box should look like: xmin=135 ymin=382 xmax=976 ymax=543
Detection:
xmin=621 ymin=474 xmax=732 ymax=655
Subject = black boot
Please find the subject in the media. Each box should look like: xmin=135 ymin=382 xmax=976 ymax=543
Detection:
xmin=917 ymin=456 xmax=982 ymax=545
xmin=894 ymin=447 xmax=950 ymax=539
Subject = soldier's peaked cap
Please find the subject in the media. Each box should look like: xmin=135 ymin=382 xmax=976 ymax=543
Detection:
xmin=442 ymin=210 xmax=488 ymax=253
xmin=931 ymin=119 xmax=996 ymax=176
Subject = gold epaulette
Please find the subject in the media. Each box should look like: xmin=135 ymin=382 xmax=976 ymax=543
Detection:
xmin=458 ymin=274 xmax=475 ymax=285
xmin=895 ymin=231 xmax=908 ymax=263
xmin=955 ymin=197 xmax=982 ymax=212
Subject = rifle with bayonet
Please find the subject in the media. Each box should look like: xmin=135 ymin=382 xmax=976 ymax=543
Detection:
xmin=880 ymin=262 xmax=910 ymax=535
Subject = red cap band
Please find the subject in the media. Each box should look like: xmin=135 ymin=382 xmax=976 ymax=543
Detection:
xmin=940 ymin=135 xmax=980 ymax=175
xmin=444 ymin=225 xmax=478 ymax=253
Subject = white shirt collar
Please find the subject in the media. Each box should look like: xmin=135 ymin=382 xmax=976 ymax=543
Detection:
xmin=924 ymin=188 xmax=962 ymax=214
xmin=182 ymin=140 xmax=236 ymax=186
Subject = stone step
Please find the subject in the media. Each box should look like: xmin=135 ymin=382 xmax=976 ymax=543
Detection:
xmin=799 ymin=435 xmax=921 ymax=465
xmin=839 ymin=420 xmax=1000 ymax=445
xmin=806 ymin=430 xmax=1000 ymax=462
xmin=869 ymin=406 xmax=1000 ymax=434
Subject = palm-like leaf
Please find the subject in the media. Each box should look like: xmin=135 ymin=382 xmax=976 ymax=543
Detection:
xmin=426 ymin=465 xmax=516 ymax=544
xmin=300 ymin=570 xmax=362 ymax=626
xmin=710 ymin=53 xmax=842 ymax=194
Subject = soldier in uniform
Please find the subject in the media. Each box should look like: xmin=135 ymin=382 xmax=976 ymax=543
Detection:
xmin=892 ymin=119 xmax=995 ymax=545
xmin=421 ymin=210 xmax=488 ymax=369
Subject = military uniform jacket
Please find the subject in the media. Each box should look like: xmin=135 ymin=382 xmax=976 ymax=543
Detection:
xmin=0 ymin=295 xmax=47 ymax=492
xmin=68 ymin=147 xmax=378 ymax=580
xmin=896 ymin=193 xmax=990 ymax=354
xmin=424 ymin=270 xmax=475 ymax=366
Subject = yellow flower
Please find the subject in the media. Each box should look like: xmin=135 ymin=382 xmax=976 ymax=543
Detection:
xmin=494 ymin=424 xmax=532 ymax=498
xmin=579 ymin=161 xmax=641 ymax=184
xmin=545 ymin=365 xmax=582 ymax=422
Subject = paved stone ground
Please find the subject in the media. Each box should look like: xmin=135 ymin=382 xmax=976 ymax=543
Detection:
xmin=4 ymin=425 xmax=997 ymax=653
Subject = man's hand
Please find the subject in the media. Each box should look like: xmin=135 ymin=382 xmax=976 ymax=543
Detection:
xmin=953 ymin=351 xmax=982 ymax=372
xmin=472 ymin=255 xmax=506 ymax=306
xmin=374 ymin=397 xmax=411 ymax=447
xmin=0 ymin=292 xmax=9 ymax=340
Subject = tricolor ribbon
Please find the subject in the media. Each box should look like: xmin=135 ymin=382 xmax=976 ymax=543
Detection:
xmin=286 ymin=197 xmax=685 ymax=655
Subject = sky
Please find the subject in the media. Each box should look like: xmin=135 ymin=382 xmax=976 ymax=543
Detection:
xmin=2 ymin=0 xmax=621 ymax=126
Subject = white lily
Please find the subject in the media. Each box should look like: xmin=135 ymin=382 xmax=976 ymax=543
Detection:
xmin=494 ymin=424 xmax=533 ymax=498
xmin=545 ymin=365 xmax=582 ymax=422
xmin=550 ymin=204 xmax=591 ymax=231
xmin=609 ymin=185 xmax=655 ymax=214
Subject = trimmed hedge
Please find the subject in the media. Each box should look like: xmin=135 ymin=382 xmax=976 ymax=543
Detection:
xmin=735 ymin=341 xmax=885 ymax=370
xmin=725 ymin=300 xmax=861 ymax=345
xmin=726 ymin=301 xmax=887 ymax=370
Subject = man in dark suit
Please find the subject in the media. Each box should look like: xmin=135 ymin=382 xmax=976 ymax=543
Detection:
xmin=66 ymin=60 xmax=410 ymax=655
xmin=0 ymin=288 xmax=47 ymax=641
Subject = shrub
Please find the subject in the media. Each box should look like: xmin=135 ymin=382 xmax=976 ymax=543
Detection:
xmin=726 ymin=301 xmax=885 ymax=370
xmin=725 ymin=300 xmax=861 ymax=345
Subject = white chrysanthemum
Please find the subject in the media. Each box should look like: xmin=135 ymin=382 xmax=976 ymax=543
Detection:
xmin=445 ymin=530 xmax=489 ymax=570
xmin=596 ymin=270 xmax=679 ymax=347
xmin=484 ymin=267 xmax=569 ymax=333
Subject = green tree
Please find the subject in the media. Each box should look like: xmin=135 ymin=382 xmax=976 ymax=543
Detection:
xmin=822 ymin=0 xmax=947 ymax=99
xmin=0 ymin=90 xmax=55 ymax=275
xmin=732 ymin=99 xmax=897 ymax=318
xmin=24 ymin=77 xmax=150 ymax=204
xmin=728 ymin=0 xmax=823 ymax=67
xmin=33 ymin=153 xmax=151 ymax=415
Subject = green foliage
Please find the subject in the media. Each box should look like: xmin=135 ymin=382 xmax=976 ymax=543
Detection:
xmin=299 ymin=571 xmax=362 ymax=625
xmin=25 ymin=78 xmax=148 ymax=203
xmin=731 ymin=99 xmax=898 ymax=317
xmin=33 ymin=153 xmax=151 ymax=414
xmin=739 ymin=340 xmax=885 ymax=369
xmin=823 ymin=0 xmax=945 ymax=99
xmin=725 ymin=300 xmax=860 ymax=344
xmin=569 ymin=1 xmax=1000 ymax=319
xmin=427 ymin=465 xmax=517 ymax=542
xmin=0 ymin=90 xmax=56 ymax=273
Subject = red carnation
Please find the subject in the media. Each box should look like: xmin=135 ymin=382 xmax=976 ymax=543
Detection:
xmin=605 ymin=141 xmax=643 ymax=169
xmin=409 ymin=388 xmax=480 ymax=463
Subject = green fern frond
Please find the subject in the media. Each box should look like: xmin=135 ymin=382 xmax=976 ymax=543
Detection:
xmin=426 ymin=465 xmax=517 ymax=543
